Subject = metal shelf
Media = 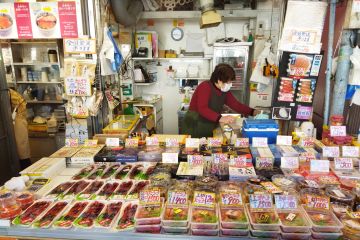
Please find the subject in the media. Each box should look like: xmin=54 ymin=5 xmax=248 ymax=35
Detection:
xmin=17 ymin=81 xmax=62 ymax=84
xmin=134 ymin=82 xmax=157 ymax=86
xmin=27 ymin=100 xmax=64 ymax=104
xmin=133 ymin=57 xmax=212 ymax=61
xmin=13 ymin=63 xmax=60 ymax=67
xmin=174 ymin=77 xmax=211 ymax=80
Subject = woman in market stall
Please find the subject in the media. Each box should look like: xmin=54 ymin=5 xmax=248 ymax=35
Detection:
xmin=183 ymin=63 xmax=257 ymax=138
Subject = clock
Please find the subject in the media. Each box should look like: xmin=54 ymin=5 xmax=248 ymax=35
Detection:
xmin=171 ymin=27 xmax=184 ymax=41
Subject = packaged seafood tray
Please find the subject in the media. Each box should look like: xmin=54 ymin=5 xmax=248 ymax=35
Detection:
xmin=95 ymin=201 xmax=123 ymax=228
xmin=162 ymin=204 xmax=190 ymax=227
xmin=277 ymin=208 xmax=311 ymax=233
xmin=245 ymin=204 xmax=280 ymax=231
xmin=16 ymin=192 xmax=34 ymax=210
xmin=96 ymin=181 xmax=120 ymax=200
xmin=162 ymin=224 xmax=189 ymax=234
xmin=115 ymin=201 xmax=138 ymax=230
xmin=86 ymin=164 xmax=108 ymax=180
xmin=134 ymin=199 xmax=164 ymax=225
xmin=0 ymin=191 xmax=22 ymax=219
xmin=128 ymin=164 xmax=156 ymax=180
xmin=63 ymin=180 xmax=91 ymax=199
xmin=100 ymin=164 xmax=122 ymax=179
xmin=33 ymin=201 xmax=70 ymax=228
xmin=114 ymin=164 xmax=133 ymax=180
xmin=12 ymin=200 xmax=53 ymax=227
xmin=249 ymin=224 xmax=280 ymax=238
xmin=191 ymin=206 xmax=218 ymax=230
xmin=304 ymin=207 xmax=343 ymax=233
xmin=53 ymin=201 xmax=89 ymax=229
xmin=45 ymin=182 xmax=75 ymax=199
xmin=72 ymin=165 xmax=97 ymax=180
xmin=126 ymin=180 xmax=150 ymax=200
xmin=137 ymin=145 xmax=165 ymax=162
xmin=73 ymin=201 xmax=106 ymax=228
xmin=111 ymin=180 xmax=134 ymax=200
xmin=76 ymin=181 xmax=105 ymax=200
xmin=311 ymin=229 xmax=343 ymax=240
xmin=220 ymin=206 xmax=249 ymax=229
xmin=220 ymin=225 xmax=249 ymax=236
xmin=281 ymin=231 xmax=311 ymax=240
xmin=135 ymin=223 xmax=162 ymax=233
xmin=191 ymin=227 xmax=219 ymax=236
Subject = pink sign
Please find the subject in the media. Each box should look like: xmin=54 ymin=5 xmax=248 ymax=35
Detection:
xmin=58 ymin=1 xmax=78 ymax=38
xmin=296 ymin=106 xmax=313 ymax=120
xmin=14 ymin=2 xmax=32 ymax=39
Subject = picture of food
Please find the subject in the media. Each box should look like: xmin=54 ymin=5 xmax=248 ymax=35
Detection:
xmin=287 ymin=54 xmax=313 ymax=77
xmin=36 ymin=12 xmax=56 ymax=30
xmin=0 ymin=13 xmax=12 ymax=34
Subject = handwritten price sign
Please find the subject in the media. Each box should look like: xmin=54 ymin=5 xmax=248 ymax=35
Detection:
xmin=188 ymin=155 xmax=204 ymax=166
xmin=323 ymin=146 xmax=340 ymax=158
xmin=277 ymin=135 xmax=293 ymax=146
xmin=84 ymin=139 xmax=98 ymax=147
xmin=162 ymin=152 xmax=179 ymax=164
xmin=299 ymin=152 xmax=316 ymax=162
xmin=65 ymin=77 xmax=92 ymax=97
xmin=220 ymin=192 xmax=243 ymax=207
xmin=249 ymin=194 xmax=273 ymax=211
xmin=252 ymin=137 xmax=268 ymax=147
xmin=229 ymin=156 xmax=247 ymax=167
xmin=208 ymin=138 xmax=222 ymax=147
xmin=125 ymin=138 xmax=139 ymax=148
xmin=146 ymin=137 xmax=159 ymax=146
xmin=213 ymin=153 xmax=228 ymax=164
xmin=193 ymin=191 xmax=216 ymax=208
xmin=185 ymin=138 xmax=200 ymax=148
xmin=330 ymin=126 xmax=347 ymax=137
xmin=299 ymin=137 xmax=315 ymax=147
xmin=65 ymin=138 xmax=78 ymax=147
xmin=235 ymin=138 xmax=249 ymax=148
xmin=342 ymin=146 xmax=359 ymax=157
xmin=64 ymin=38 xmax=96 ymax=54
xmin=256 ymin=157 xmax=273 ymax=169
xmin=275 ymin=195 xmax=298 ymax=210
xmin=105 ymin=138 xmax=119 ymax=147
xmin=168 ymin=191 xmax=188 ymax=205
xmin=139 ymin=190 xmax=161 ymax=205
xmin=310 ymin=160 xmax=330 ymax=173
xmin=165 ymin=138 xmax=179 ymax=147
xmin=306 ymin=194 xmax=330 ymax=210
xmin=334 ymin=158 xmax=353 ymax=171
xmin=281 ymin=157 xmax=299 ymax=169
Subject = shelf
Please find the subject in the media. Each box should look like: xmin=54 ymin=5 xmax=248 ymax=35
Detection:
xmin=133 ymin=57 xmax=212 ymax=61
xmin=13 ymin=62 xmax=60 ymax=67
xmin=134 ymin=82 xmax=157 ymax=86
xmin=175 ymin=76 xmax=211 ymax=80
xmin=10 ymin=41 xmax=58 ymax=45
xmin=27 ymin=100 xmax=64 ymax=104
xmin=17 ymin=81 xmax=62 ymax=84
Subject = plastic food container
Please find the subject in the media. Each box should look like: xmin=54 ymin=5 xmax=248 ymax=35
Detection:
xmin=12 ymin=200 xmax=52 ymax=227
xmin=281 ymin=231 xmax=311 ymax=240
xmin=342 ymin=216 xmax=360 ymax=240
xmin=77 ymin=180 xmax=104 ymax=200
xmin=272 ymin=175 xmax=297 ymax=190
xmin=162 ymin=224 xmax=189 ymax=234
xmin=162 ymin=204 xmax=189 ymax=227
xmin=101 ymin=164 xmax=121 ymax=179
xmin=220 ymin=226 xmax=249 ymax=236
xmin=297 ymin=179 xmax=325 ymax=191
xmin=331 ymin=202 xmax=350 ymax=219
xmin=311 ymin=229 xmax=343 ymax=240
xmin=53 ymin=201 xmax=89 ymax=229
xmin=246 ymin=204 xmax=280 ymax=231
xmin=45 ymin=182 xmax=75 ymax=199
xmin=191 ymin=227 xmax=219 ymax=236
xmin=325 ymin=186 xmax=355 ymax=207
xmin=33 ymin=201 xmax=69 ymax=228
xmin=72 ymin=165 xmax=97 ymax=180
xmin=95 ymin=201 xmax=123 ymax=228
xmin=16 ymin=192 xmax=34 ymax=210
xmin=191 ymin=206 xmax=218 ymax=230
xmin=277 ymin=208 xmax=311 ymax=233
xmin=63 ymin=180 xmax=91 ymax=199
xmin=242 ymin=119 xmax=279 ymax=144
xmin=304 ymin=207 xmax=343 ymax=233
xmin=126 ymin=181 xmax=150 ymax=200
xmin=220 ymin=206 xmax=248 ymax=229
xmin=135 ymin=223 xmax=161 ymax=233
xmin=0 ymin=191 xmax=21 ymax=219
xmin=73 ymin=201 xmax=106 ymax=228
xmin=134 ymin=200 xmax=164 ymax=225
xmin=115 ymin=201 xmax=138 ymax=230
xmin=249 ymin=224 xmax=280 ymax=238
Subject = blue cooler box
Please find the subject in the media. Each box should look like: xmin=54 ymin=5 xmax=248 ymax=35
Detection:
xmin=242 ymin=119 xmax=279 ymax=144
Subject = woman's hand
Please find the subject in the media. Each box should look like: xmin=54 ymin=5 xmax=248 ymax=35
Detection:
xmin=219 ymin=115 xmax=236 ymax=124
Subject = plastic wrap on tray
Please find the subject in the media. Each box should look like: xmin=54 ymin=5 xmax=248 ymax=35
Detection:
xmin=73 ymin=201 xmax=105 ymax=228
xmin=126 ymin=181 xmax=149 ymax=200
xmin=72 ymin=165 xmax=97 ymax=180
xmin=114 ymin=165 xmax=132 ymax=180
xmin=16 ymin=192 xmax=34 ymax=210
xmin=162 ymin=204 xmax=189 ymax=227
xmin=128 ymin=164 xmax=150 ymax=180
xmin=97 ymin=182 xmax=120 ymax=200
xmin=95 ymin=201 xmax=123 ymax=228
xmin=245 ymin=204 xmax=280 ymax=231
xmin=12 ymin=200 xmax=52 ymax=227
xmin=304 ymin=207 xmax=343 ymax=233
xmin=101 ymin=164 xmax=121 ymax=179
xmin=115 ymin=201 xmax=138 ymax=230
xmin=191 ymin=206 xmax=218 ymax=230
xmin=63 ymin=180 xmax=91 ymax=199
xmin=0 ymin=191 xmax=22 ymax=219
xmin=112 ymin=181 xmax=134 ymax=200
xmin=134 ymin=200 xmax=164 ymax=225
xmin=33 ymin=201 xmax=69 ymax=228
xmin=137 ymin=146 xmax=165 ymax=162
xmin=77 ymin=181 xmax=105 ymax=200
xmin=46 ymin=182 xmax=75 ymax=199
xmin=220 ymin=206 xmax=248 ymax=229
xmin=87 ymin=165 xmax=108 ymax=180
xmin=53 ymin=201 xmax=89 ymax=229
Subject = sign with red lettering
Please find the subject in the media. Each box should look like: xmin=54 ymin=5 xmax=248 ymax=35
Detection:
xmin=188 ymin=155 xmax=204 ymax=166
xmin=334 ymin=158 xmax=353 ymax=171
xmin=229 ymin=156 xmax=247 ymax=167
xmin=213 ymin=153 xmax=228 ymax=164
xmin=249 ymin=194 xmax=273 ymax=211
xmin=330 ymin=126 xmax=346 ymax=137
xmin=220 ymin=192 xmax=243 ymax=207
xmin=193 ymin=191 xmax=216 ymax=208
xmin=64 ymin=77 xmax=92 ymax=97
xmin=235 ymin=138 xmax=249 ymax=148
xmin=65 ymin=138 xmax=78 ymax=147
xmin=306 ymin=194 xmax=330 ymax=210
xmin=139 ymin=190 xmax=161 ymax=205
xmin=168 ymin=191 xmax=188 ymax=205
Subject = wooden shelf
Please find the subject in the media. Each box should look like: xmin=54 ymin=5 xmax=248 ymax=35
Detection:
xmin=17 ymin=81 xmax=62 ymax=84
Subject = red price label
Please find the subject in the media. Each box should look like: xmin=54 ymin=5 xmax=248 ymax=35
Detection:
xmin=125 ymin=138 xmax=139 ymax=148
xmin=306 ymin=195 xmax=330 ymax=210
xmin=139 ymin=190 xmax=161 ymax=205
xmin=256 ymin=157 xmax=273 ymax=169
xmin=299 ymin=137 xmax=315 ymax=147
xmin=65 ymin=138 xmax=78 ymax=147
xmin=165 ymin=138 xmax=179 ymax=147
xmin=249 ymin=194 xmax=273 ymax=210
xmin=208 ymin=138 xmax=222 ymax=147
xmin=193 ymin=191 xmax=216 ymax=208
xmin=188 ymin=155 xmax=204 ymax=166
xmin=146 ymin=137 xmax=159 ymax=146
xmin=334 ymin=158 xmax=353 ymax=170
xmin=168 ymin=191 xmax=188 ymax=205
xmin=213 ymin=153 xmax=228 ymax=164
xmin=220 ymin=192 xmax=243 ymax=206
xmin=275 ymin=195 xmax=297 ymax=209
xmin=330 ymin=126 xmax=346 ymax=137
xmin=235 ymin=138 xmax=249 ymax=148
xmin=229 ymin=156 xmax=247 ymax=167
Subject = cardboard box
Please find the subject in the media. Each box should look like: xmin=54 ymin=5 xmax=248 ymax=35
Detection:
xmin=20 ymin=157 xmax=66 ymax=179
xmin=68 ymin=145 xmax=105 ymax=167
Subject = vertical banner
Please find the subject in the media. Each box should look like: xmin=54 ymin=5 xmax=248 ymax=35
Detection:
xmin=14 ymin=2 xmax=32 ymax=39
xmin=58 ymin=1 xmax=78 ymax=38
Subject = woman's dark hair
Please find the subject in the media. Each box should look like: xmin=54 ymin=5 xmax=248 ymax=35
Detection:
xmin=210 ymin=63 xmax=235 ymax=84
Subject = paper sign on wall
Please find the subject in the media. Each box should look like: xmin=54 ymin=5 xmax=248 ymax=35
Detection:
xmin=64 ymin=77 xmax=92 ymax=96
xmin=310 ymin=160 xmax=329 ymax=173
xmin=252 ymin=137 xmax=268 ymax=147
xmin=323 ymin=146 xmax=340 ymax=158
xmin=343 ymin=146 xmax=359 ymax=157
xmin=64 ymin=38 xmax=96 ymax=54
xmin=277 ymin=136 xmax=293 ymax=146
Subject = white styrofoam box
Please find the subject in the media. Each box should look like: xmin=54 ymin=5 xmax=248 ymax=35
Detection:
xmin=20 ymin=157 xmax=66 ymax=179
xmin=68 ymin=145 xmax=105 ymax=167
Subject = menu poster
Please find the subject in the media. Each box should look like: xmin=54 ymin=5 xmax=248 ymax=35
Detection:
xmin=0 ymin=3 xmax=18 ymax=39
xmin=64 ymin=76 xmax=91 ymax=96
xmin=58 ymin=1 xmax=78 ymax=38
xmin=29 ymin=2 xmax=61 ymax=39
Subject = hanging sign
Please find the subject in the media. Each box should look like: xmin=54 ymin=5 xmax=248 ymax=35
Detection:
xmin=275 ymin=195 xmax=298 ymax=210
xmin=235 ymin=138 xmax=249 ymax=148
xmin=64 ymin=77 xmax=92 ymax=96
xmin=64 ymin=38 xmax=96 ymax=54
xmin=342 ymin=146 xmax=359 ymax=157
xmin=252 ymin=137 xmax=268 ymax=147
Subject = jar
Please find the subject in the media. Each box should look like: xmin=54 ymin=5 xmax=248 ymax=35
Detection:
xmin=325 ymin=186 xmax=355 ymax=207
xmin=330 ymin=115 xmax=344 ymax=126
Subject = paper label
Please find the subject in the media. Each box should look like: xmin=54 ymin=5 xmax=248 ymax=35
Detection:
xmin=281 ymin=157 xmax=299 ymax=169
xmin=84 ymin=139 xmax=98 ymax=147
xmin=207 ymin=138 xmax=222 ymax=147
xmin=305 ymin=180 xmax=319 ymax=188
xmin=261 ymin=182 xmax=282 ymax=194
xmin=125 ymin=138 xmax=139 ymax=148
xmin=139 ymin=189 xmax=161 ymax=205
xmin=275 ymin=195 xmax=298 ymax=210
xmin=187 ymin=155 xmax=204 ymax=166
xmin=299 ymin=137 xmax=315 ymax=147
xmin=252 ymin=137 xmax=268 ymax=147
xmin=0 ymin=219 xmax=10 ymax=227
xmin=185 ymin=138 xmax=200 ymax=148
xmin=310 ymin=160 xmax=329 ymax=173
xmin=334 ymin=158 xmax=353 ymax=171
xmin=249 ymin=194 xmax=273 ymax=211
xmin=277 ymin=136 xmax=293 ymax=146
xmin=220 ymin=192 xmax=243 ymax=207
xmin=105 ymin=138 xmax=119 ymax=147
xmin=343 ymin=146 xmax=359 ymax=157
xmin=65 ymin=138 xmax=78 ymax=147
xmin=286 ymin=213 xmax=297 ymax=222
xmin=330 ymin=126 xmax=347 ymax=137
xmin=235 ymin=138 xmax=249 ymax=148
xmin=231 ymin=166 xmax=256 ymax=176
xmin=165 ymin=138 xmax=179 ymax=147
xmin=256 ymin=157 xmax=273 ymax=169
xmin=193 ymin=191 xmax=216 ymax=208
xmin=167 ymin=191 xmax=188 ymax=205
xmin=162 ymin=152 xmax=179 ymax=164
xmin=64 ymin=38 xmax=96 ymax=54
xmin=229 ymin=156 xmax=247 ymax=167
xmin=146 ymin=137 xmax=159 ymax=146
xmin=213 ymin=153 xmax=228 ymax=164
xmin=323 ymin=146 xmax=340 ymax=158
xmin=299 ymin=152 xmax=316 ymax=162
xmin=306 ymin=194 xmax=330 ymax=210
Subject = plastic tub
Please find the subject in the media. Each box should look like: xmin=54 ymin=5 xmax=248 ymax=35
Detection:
xmin=277 ymin=208 xmax=311 ymax=233
xmin=220 ymin=206 xmax=248 ymax=229
xmin=162 ymin=204 xmax=189 ymax=227
xmin=246 ymin=204 xmax=280 ymax=231
xmin=134 ymin=199 xmax=164 ymax=225
xmin=304 ymin=207 xmax=343 ymax=233
xmin=249 ymin=224 xmax=280 ymax=238
xmin=281 ymin=231 xmax=311 ymax=240
xmin=191 ymin=206 xmax=218 ymax=230
xmin=135 ymin=223 xmax=161 ymax=233
xmin=220 ymin=226 xmax=249 ymax=236
xmin=191 ymin=227 xmax=219 ymax=236
xmin=311 ymin=229 xmax=343 ymax=240
xmin=162 ymin=224 xmax=189 ymax=234
xmin=242 ymin=119 xmax=279 ymax=144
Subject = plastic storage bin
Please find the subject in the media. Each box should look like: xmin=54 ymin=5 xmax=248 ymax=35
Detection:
xmin=220 ymin=226 xmax=249 ymax=236
xmin=304 ymin=207 xmax=343 ymax=233
xmin=162 ymin=204 xmax=190 ymax=227
xmin=246 ymin=204 xmax=280 ymax=231
xmin=311 ymin=229 xmax=343 ymax=240
xmin=277 ymin=208 xmax=311 ymax=233
xmin=242 ymin=119 xmax=279 ymax=144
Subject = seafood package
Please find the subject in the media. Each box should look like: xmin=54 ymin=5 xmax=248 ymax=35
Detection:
xmin=53 ymin=201 xmax=89 ymax=229
xmin=16 ymin=192 xmax=34 ymax=210
xmin=137 ymin=145 xmax=165 ymax=162
xmin=115 ymin=201 xmax=138 ymax=230
xmin=72 ymin=165 xmax=97 ymax=180
xmin=126 ymin=181 xmax=150 ymax=200
xmin=96 ymin=182 xmax=120 ymax=200
xmin=278 ymin=77 xmax=297 ymax=102
xmin=73 ymin=201 xmax=106 ymax=228
xmin=87 ymin=164 xmax=108 ymax=180
xmin=63 ymin=180 xmax=91 ymax=199
xmin=77 ymin=181 xmax=105 ymax=200
xmin=128 ymin=164 xmax=156 ymax=180
xmin=101 ymin=164 xmax=121 ymax=179
xmin=191 ymin=206 xmax=218 ymax=229
xmin=114 ymin=165 xmax=133 ymax=180
xmin=111 ymin=181 xmax=134 ymax=200
xmin=0 ymin=191 xmax=22 ymax=219
xmin=287 ymin=54 xmax=313 ymax=77
xmin=46 ymin=182 xmax=75 ymax=199
xmin=33 ymin=201 xmax=69 ymax=228
xmin=296 ymin=79 xmax=316 ymax=103
xmin=12 ymin=200 xmax=52 ymax=227
xmin=134 ymin=202 xmax=164 ymax=225
xmin=95 ymin=201 xmax=123 ymax=228
xmin=162 ymin=204 xmax=190 ymax=227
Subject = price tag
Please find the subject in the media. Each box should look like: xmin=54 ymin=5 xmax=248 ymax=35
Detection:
xmin=310 ymin=160 xmax=330 ymax=173
xmin=213 ymin=153 xmax=228 ymax=164
xmin=185 ymin=138 xmax=200 ymax=148
xmin=235 ymin=138 xmax=249 ymax=148
xmin=162 ymin=152 xmax=179 ymax=164
xmin=231 ymin=166 xmax=256 ymax=177
xmin=281 ymin=157 xmax=299 ymax=169
xmin=139 ymin=189 xmax=161 ymax=205
xmin=0 ymin=219 xmax=10 ymax=227
xmin=106 ymin=138 xmax=120 ymax=147
xmin=334 ymin=158 xmax=353 ymax=171
xmin=299 ymin=152 xmax=316 ymax=162
xmin=323 ymin=146 xmax=340 ymax=158
xmin=193 ymin=191 xmax=216 ymax=208
xmin=249 ymin=194 xmax=273 ymax=211
xmin=146 ymin=137 xmax=159 ymax=146
xmin=229 ymin=156 xmax=247 ymax=167
xmin=208 ymin=138 xmax=222 ymax=147
xmin=252 ymin=137 xmax=268 ymax=147
xmin=261 ymin=182 xmax=282 ymax=194
xmin=168 ymin=191 xmax=188 ymax=205
xmin=220 ymin=192 xmax=243 ymax=207
xmin=84 ymin=139 xmax=98 ymax=147
xmin=306 ymin=194 xmax=330 ymax=210
xmin=165 ymin=138 xmax=179 ymax=147
xmin=125 ymin=138 xmax=139 ymax=148
xmin=256 ymin=157 xmax=273 ymax=169
xmin=65 ymin=138 xmax=79 ymax=147
xmin=343 ymin=146 xmax=359 ymax=157
xmin=299 ymin=137 xmax=315 ymax=147
xmin=188 ymin=155 xmax=204 ymax=166
xmin=330 ymin=126 xmax=347 ymax=137
xmin=277 ymin=135 xmax=293 ymax=146
xmin=275 ymin=195 xmax=298 ymax=210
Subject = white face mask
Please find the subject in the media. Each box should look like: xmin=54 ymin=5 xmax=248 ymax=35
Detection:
xmin=221 ymin=82 xmax=232 ymax=92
